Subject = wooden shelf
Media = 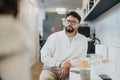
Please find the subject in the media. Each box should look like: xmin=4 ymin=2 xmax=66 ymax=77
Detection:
xmin=84 ymin=0 xmax=120 ymax=21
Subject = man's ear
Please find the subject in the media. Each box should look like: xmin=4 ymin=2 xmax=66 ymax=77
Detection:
xmin=62 ymin=18 xmax=66 ymax=26
xmin=76 ymin=23 xmax=80 ymax=28
xmin=62 ymin=21 xmax=66 ymax=26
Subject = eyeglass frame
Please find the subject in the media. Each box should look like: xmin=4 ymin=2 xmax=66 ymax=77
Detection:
xmin=64 ymin=19 xmax=79 ymax=25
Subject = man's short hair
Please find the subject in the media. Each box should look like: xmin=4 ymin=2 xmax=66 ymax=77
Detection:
xmin=0 ymin=0 xmax=19 ymax=17
xmin=65 ymin=11 xmax=81 ymax=23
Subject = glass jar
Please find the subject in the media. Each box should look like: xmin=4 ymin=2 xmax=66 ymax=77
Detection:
xmin=79 ymin=57 xmax=91 ymax=80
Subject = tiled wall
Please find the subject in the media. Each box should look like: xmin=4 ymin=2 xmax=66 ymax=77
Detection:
xmin=43 ymin=13 xmax=64 ymax=39
xmin=87 ymin=3 xmax=120 ymax=80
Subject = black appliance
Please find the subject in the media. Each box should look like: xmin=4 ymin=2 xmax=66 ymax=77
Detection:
xmin=78 ymin=26 xmax=90 ymax=37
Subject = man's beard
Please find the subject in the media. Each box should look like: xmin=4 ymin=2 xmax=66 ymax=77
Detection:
xmin=65 ymin=25 xmax=75 ymax=33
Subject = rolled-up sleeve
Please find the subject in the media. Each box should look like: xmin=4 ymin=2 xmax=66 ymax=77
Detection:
xmin=40 ymin=34 xmax=60 ymax=67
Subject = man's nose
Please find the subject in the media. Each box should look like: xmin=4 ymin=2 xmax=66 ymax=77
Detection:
xmin=68 ymin=24 xmax=73 ymax=28
xmin=68 ymin=22 xmax=72 ymax=25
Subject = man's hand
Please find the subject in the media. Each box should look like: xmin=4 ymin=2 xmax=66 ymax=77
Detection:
xmin=60 ymin=60 xmax=72 ymax=78
xmin=60 ymin=67 xmax=70 ymax=78
xmin=61 ymin=60 xmax=72 ymax=69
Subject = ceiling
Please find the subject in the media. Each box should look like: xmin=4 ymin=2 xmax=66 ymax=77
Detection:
xmin=40 ymin=0 xmax=83 ymax=13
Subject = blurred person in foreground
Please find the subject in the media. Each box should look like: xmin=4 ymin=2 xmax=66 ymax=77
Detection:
xmin=0 ymin=0 xmax=34 ymax=80
xmin=39 ymin=11 xmax=88 ymax=80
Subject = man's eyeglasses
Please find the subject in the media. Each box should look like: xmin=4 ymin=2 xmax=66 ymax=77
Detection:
xmin=65 ymin=19 xmax=79 ymax=25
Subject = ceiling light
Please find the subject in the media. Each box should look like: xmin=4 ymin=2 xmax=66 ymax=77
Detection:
xmin=56 ymin=8 xmax=66 ymax=14
xmin=56 ymin=8 xmax=66 ymax=12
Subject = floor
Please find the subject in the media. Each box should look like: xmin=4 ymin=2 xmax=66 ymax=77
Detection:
xmin=31 ymin=61 xmax=43 ymax=80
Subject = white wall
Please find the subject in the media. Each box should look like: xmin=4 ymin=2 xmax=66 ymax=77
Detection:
xmin=87 ymin=3 xmax=120 ymax=80
xmin=88 ymin=3 xmax=120 ymax=45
